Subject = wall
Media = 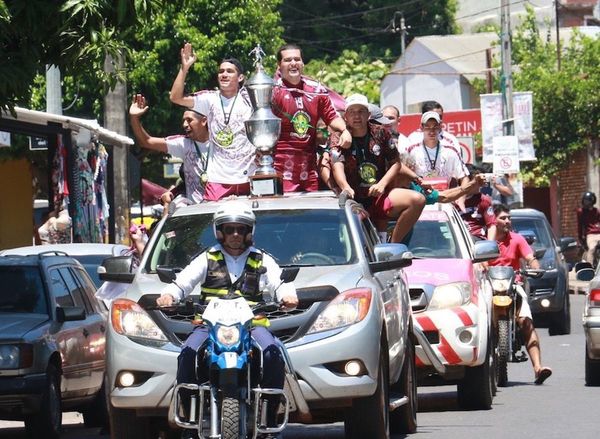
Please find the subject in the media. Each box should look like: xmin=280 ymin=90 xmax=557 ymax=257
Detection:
xmin=557 ymin=148 xmax=589 ymax=240
xmin=0 ymin=159 xmax=33 ymax=249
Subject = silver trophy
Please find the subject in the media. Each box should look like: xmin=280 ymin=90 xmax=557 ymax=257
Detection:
xmin=245 ymin=45 xmax=282 ymax=196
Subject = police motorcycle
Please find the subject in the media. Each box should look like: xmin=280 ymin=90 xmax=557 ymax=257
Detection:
xmin=488 ymin=259 xmax=544 ymax=387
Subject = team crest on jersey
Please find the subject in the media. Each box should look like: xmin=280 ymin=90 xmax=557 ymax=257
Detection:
xmin=291 ymin=110 xmax=310 ymax=139
xmin=359 ymin=162 xmax=377 ymax=184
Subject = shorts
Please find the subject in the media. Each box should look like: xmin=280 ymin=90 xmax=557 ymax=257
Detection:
xmin=204 ymin=182 xmax=251 ymax=201
xmin=367 ymin=192 xmax=393 ymax=220
xmin=515 ymin=284 xmax=532 ymax=320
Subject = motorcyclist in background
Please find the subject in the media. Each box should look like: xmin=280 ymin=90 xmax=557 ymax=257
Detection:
xmin=488 ymin=203 xmax=552 ymax=385
xmin=576 ymin=191 xmax=600 ymax=265
xmin=156 ymin=200 xmax=298 ymax=438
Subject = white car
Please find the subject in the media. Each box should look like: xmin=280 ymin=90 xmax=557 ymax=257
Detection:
xmin=400 ymin=203 xmax=499 ymax=409
xmin=581 ymin=269 xmax=600 ymax=386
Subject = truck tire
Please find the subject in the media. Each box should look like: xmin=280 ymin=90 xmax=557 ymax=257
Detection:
xmin=390 ymin=340 xmax=417 ymax=434
xmin=457 ymin=333 xmax=493 ymax=410
xmin=496 ymin=319 xmax=510 ymax=387
xmin=585 ymin=346 xmax=600 ymax=386
xmin=109 ymin=405 xmax=151 ymax=439
xmin=25 ymin=363 xmax=62 ymax=439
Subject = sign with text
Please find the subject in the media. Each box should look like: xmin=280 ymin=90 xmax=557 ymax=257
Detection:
xmin=492 ymin=136 xmax=520 ymax=174
xmin=0 ymin=131 xmax=10 ymax=147
xmin=480 ymin=92 xmax=535 ymax=162
xmin=457 ymin=136 xmax=475 ymax=164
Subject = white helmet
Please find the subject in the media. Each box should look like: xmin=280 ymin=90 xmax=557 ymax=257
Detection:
xmin=213 ymin=200 xmax=256 ymax=243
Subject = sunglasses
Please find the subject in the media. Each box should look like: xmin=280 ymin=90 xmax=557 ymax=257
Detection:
xmin=222 ymin=225 xmax=248 ymax=235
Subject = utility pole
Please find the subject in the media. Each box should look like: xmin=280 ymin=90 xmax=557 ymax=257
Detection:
xmin=46 ymin=65 xmax=62 ymax=115
xmin=500 ymin=0 xmax=514 ymax=136
xmin=104 ymin=53 xmax=130 ymax=244
xmin=555 ymin=0 xmax=561 ymax=70
xmin=392 ymin=12 xmax=408 ymax=114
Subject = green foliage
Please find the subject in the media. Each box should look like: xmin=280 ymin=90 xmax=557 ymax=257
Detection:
xmin=304 ymin=49 xmax=389 ymax=102
xmin=279 ymin=0 xmax=458 ymax=62
xmin=509 ymin=6 xmax=600 ymax=180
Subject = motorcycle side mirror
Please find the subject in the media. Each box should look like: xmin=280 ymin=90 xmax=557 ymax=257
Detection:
xmin=280 ymin=267 xmax=299 ymax=284
xmin=534 ymin=248 xmax=546 ymax=259
xmin=156 ymin=265 xmax=182 ymax=284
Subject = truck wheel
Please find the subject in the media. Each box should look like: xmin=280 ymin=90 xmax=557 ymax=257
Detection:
xmin=221 ymin=397 xmax=241 ymax=439
xmin=390 ymin=340 xmax=417 ymax=434
xmin=457 ymin=333 xmax=493 ymax=410
xmin=549 ymin=292 xmax=571 ymax=335
xmin=82 ymin=380 xmax=109 ymax=430
xmin=496 ymin=319 xmax=509 ymax=387
xmin=109 ymin=405 xmax=151 ymax=438
xmin=345 ymin=351 xmax=390 ymax=439
xmin=585 ymin=346 xmax=600 ymax=386
xmin=25 ymin=363 xmax=62 ymax=439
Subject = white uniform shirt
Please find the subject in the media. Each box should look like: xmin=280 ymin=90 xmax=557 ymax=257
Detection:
xmin=162 ymin=244 xmax=296 ymax=302
xmin=165 ymin=135 xmax=209 ymax=203
xmin=406 ymin=139 xmax=468 ymax=180
xmin=407 ymin=129 xmax=461 ymax=152
xmin=192 ymin=90 xmax=256 ymax=184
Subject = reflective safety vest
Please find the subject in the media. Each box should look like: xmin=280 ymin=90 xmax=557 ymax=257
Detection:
xmin=200 ymin=249 xmax=264 ymax=302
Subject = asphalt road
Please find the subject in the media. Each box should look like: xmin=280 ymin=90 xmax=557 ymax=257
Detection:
xmin=1 ymin=293 xmax=596 ymax=439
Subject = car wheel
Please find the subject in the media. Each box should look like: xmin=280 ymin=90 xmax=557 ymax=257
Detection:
xmin=345 ymin=350 xmax=390 ymax=439
xmin=82 ymin=379 xmax=109 ymax=430
xmin=549 ymin=291 xmax=571 ymax=336
xmin=585 ymin=346 xmax=600 ymax=386
xmin=25 ymin=363 xmax=62 ymax=439
xmin=457 ymin=332 xmax=493 ymax=410
xmin=390 ymin=339 xmax=417 ymax=434
xmin=496 ymin=318 xmax=509 ymax=387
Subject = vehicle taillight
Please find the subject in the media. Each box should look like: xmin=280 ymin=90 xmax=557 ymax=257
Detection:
xmin=589 ymin=289 xmax=600 ymax=307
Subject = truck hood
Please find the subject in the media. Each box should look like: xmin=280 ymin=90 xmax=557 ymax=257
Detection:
xmin=0 ymin=314 xmax=48 ymax=339
xmin=405 ymin=259 xmax=473 ymax=286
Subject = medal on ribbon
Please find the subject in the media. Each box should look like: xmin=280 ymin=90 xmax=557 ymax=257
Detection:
xmin=215 ymin=126 xmax=234 ymax=147
xmin=359 ymin=162 xmax=378 ymax=184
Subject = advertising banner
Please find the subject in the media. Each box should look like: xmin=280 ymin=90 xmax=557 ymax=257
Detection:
xmin=480 ymin=92 xmax=535 ymax=162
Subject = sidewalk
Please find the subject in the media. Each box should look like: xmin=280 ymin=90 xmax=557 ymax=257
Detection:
xmin=569 ymin=269 xmax=590 ymax=295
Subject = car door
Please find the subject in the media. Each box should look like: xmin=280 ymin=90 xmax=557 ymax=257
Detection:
xmin=47 ymin=266 xmax=88 ymax=396
xmin=71 ymin=265 xmax=106 ymax=393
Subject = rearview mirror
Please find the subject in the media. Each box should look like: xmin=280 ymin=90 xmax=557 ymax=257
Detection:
xmin=280 ymin=267 xmax=299 ymax=284
xmin=156 ymin=265 xmax=182 ymax=284
xmin=98 ymin=256 xmax=135 ymax=284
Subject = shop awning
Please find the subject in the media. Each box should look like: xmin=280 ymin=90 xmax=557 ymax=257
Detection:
xmin=1 ymin=107 xmax=133 ymax=147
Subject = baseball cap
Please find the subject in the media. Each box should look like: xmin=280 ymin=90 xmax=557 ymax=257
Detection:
xmin=345 ymin=93 xmax=369 ymax=111
xmin=369 ymin=104 xmax=393 ymax=125
xmin=421 ymin=111 xmax=441 ymax=125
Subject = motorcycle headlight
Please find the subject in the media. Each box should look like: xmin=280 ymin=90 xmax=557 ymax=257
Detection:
xmin=307 ymin=288 xmax=371 ymax=334
xmin=490 ymin=279 xmax=510 ymax=293
xmin=0 ymin=344 xmax=33 ymax=369
xmin=216 ymin=325 xmax=240 ymax=347
xmin=111 ymin=299 xmax=168 ymax=346
xmin=429 ymin=282 xmax=472 ymax=309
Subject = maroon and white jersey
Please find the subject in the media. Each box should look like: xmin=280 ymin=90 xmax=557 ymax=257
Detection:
xmin=272 ymin=76 xmax=338 ymax=182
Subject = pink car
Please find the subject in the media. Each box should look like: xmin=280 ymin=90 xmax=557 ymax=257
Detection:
xmin=401 ymin=204 xmax=499 ymax=410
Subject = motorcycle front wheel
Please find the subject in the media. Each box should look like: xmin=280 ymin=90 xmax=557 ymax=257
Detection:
xmin=496 ymin=318 xmax=510 ymax=387
xmin=221 ymin=397 xmax=241 ymax=439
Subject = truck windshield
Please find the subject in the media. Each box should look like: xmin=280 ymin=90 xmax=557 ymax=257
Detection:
xmin=144 ymin=209 xmax=355 ymax=271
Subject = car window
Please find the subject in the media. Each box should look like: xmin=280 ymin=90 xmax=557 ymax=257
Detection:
xmin=48 ymin=268 xmax=75 ymax=307
xmin=405 ymin=211 xmax=461 ymax=258
xmin=59 ymin=267 xmax=90 ymax=312
xmin=0 ymin=266 xmax=48 ymax=315
xmin=73 ymin=254 xmax=111 ymax=288
xmin=511 ymin=217 xmax=553 ymax=250
xmin=72 ymin=266 xmax=103 ymax=312
xmin=145 ymin=209 xmax=355 ymax=269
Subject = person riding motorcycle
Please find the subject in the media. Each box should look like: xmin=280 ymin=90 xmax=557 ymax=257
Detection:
xmin=488 ymin=203 xmax=552 ymax=385
xmin=576 ymin=191 xmax=600 ymax=265
xmin=156 ymin=200 xmax=298 ymax=438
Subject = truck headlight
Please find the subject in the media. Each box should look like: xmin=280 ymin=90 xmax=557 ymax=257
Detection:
xmin=307 ymin=288 xmax=371 ymax=334
xmin=216 ymin=325 xmax=240 ymax=347
xmin=111 ymin=298 xmax=168 ymax=346
xmin=429 ymin=282 xmax=471 ymax=309
xmin=0 ymin=344 xmax=32 ymax=369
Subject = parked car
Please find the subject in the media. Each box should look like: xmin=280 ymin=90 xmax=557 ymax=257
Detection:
xmin=101 ymin=192 xmax=422 ymax=438
xmin=399 ymin=203 xmax=499 ymax=409
xmin=0 ymin=252 xmax=108 ymax=438
xmin=580 ymin=268 xmax=600 ymax=386
xmin=510 ymin=208 xmax=576 ymax=335
xmin=0 ymin=243 xmax=129 ymax=288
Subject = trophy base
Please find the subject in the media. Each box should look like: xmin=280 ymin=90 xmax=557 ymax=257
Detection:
xmin=250 ymin=173 xmax=283 ymax=197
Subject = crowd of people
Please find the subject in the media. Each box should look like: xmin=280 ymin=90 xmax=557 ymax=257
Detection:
xmin=126 ymin=42 xmax=557 ymax=394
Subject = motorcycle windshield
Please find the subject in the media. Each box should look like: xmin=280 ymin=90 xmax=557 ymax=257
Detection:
xmin=487 ymin=265 xmax=514 ymax=280
xmin=202 ymin=297 xmax=254 ymax=326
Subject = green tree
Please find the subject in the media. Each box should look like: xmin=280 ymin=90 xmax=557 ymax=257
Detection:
xmin=279 ymin=0 xmax=458 ymax=62
xmin=303 ymin=50 xmax=389 ymax=102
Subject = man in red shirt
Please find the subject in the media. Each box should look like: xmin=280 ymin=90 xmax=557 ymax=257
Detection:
xmin=272 ymin=44 xmax=351 ymax=192
xmin=577 ymin=191 xmax=600 ymax=264
xmin=489 ymin=204 xmax=552 ymax=384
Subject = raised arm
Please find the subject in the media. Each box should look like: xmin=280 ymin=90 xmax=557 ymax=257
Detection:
xmin=169 ymin=42 xmax=197 ymax=108
xmin=128 ymin=94 xmax=168 ymax=153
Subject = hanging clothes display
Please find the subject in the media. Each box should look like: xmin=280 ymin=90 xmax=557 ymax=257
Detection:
xmin=94 ymin=143 xmax=110 ymax=242
xmin=73 ymin=142 xmax=101 ymax=242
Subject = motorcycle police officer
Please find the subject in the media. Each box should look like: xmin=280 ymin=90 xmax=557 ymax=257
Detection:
xmin=157 ymin=200 xmax=298 ymax=437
